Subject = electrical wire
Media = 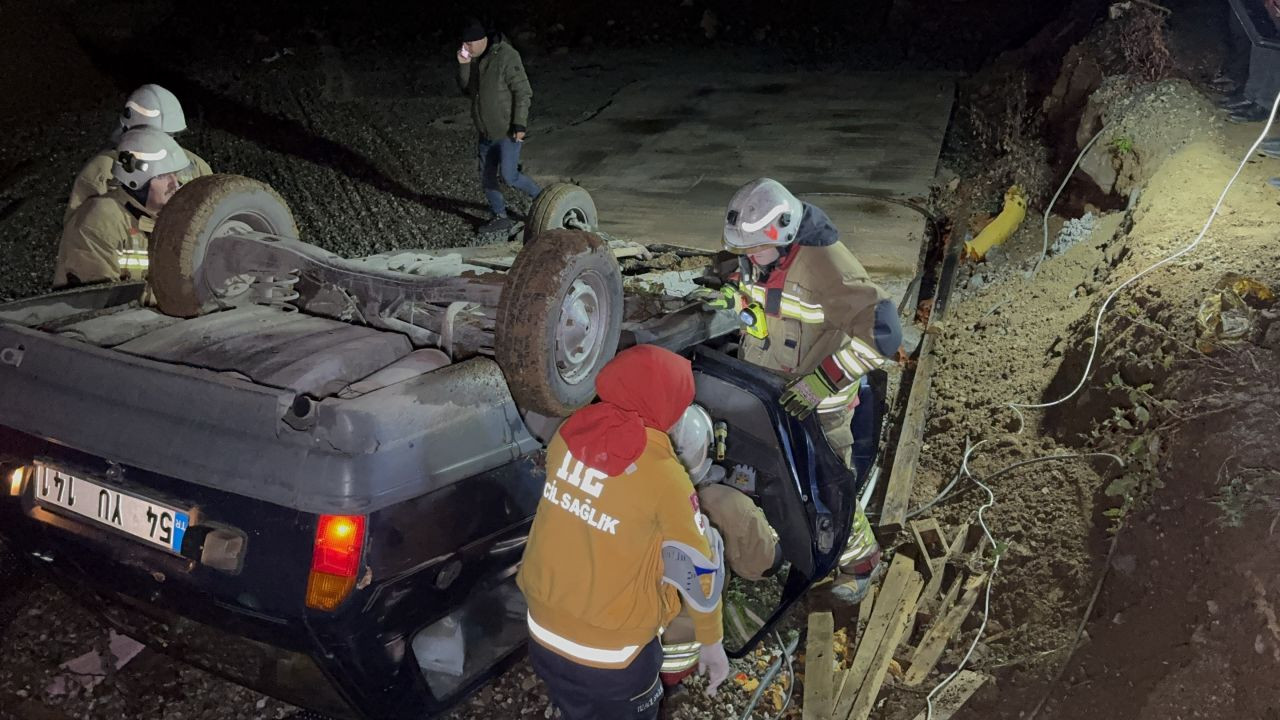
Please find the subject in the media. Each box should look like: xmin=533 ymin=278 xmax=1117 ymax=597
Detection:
xmin=1033 ymin=128 xmax=1106 ymax=277
xmin=739 ymin=632 xmax=800 ymax=720
xmin=908 ymin=451 xmax=1125 ymax=519
xmin=770 ymin=630 xmax=795 ymax=720
xmin=918 ymin=90 xmax=1280 ymax=718
xmin=1013 ymin=88 xmax=1280 ymax=418
xmin=925 ymin=463 xmax=1000 ymax=720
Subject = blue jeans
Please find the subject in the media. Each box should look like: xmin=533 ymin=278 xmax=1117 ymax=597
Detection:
xmin=478 ymin=137 xmax=542 ymax=217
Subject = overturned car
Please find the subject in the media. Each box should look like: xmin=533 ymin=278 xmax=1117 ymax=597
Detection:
xmin=0 ymin=177 xmax=879 ymax=718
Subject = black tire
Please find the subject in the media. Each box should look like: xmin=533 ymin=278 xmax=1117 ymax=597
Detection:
xmin=523 ymin=183 xmax=599 ymax=245
xmin=150 ymin=174 xmax=299 ymax=318
xmin=496 ymin=229 xmax=623 ymax=417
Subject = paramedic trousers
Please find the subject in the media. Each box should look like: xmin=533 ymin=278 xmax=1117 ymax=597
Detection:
xmin=528 ymin=637 xmax=664 ymax=720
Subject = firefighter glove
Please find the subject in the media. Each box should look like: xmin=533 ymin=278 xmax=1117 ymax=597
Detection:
xmin=780 ymin=367 xmax=841 ymax=420
xmin=687 ymin=286 xmax=736 ymax=311
xmin=698 ymin=641 xmax=731 ymax=697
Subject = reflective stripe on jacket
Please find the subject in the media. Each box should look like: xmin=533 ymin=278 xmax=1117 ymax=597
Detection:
xmin=736 ymin=238 xmax=894 ymax=448
xmin=53 ymin=189 xmax=153 ymax=288
xmin=517 ymin=430 xmax=724 ymax=669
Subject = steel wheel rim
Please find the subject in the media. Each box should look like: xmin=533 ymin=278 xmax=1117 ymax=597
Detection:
xmin=555 ymin=270 xmax=608 ymax=385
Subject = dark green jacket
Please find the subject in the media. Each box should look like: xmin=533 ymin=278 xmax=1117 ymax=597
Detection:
xmin=456 ymin=34 xmax=532 ymax=141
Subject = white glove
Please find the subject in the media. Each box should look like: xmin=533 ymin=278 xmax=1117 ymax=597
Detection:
xmin=697 ymin=641 xmax=730 ymax=697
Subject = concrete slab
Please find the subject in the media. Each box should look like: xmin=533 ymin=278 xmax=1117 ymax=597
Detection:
xmin=527 ymin=71 xmax=954 ymax=305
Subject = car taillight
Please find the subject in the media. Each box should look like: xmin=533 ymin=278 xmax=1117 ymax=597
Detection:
xmin=306 ymin=514 xmax=366 ymax=611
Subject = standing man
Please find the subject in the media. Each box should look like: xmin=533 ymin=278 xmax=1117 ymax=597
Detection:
xmin=66 ymin=84 xmax=210 ymax=224
xmin=456 ymin=18 xmax=542 ymax=235
xmin=692 ymin=178 xmax=903 ymax=602
xmin=54 ymin=129 xmax=191 ymax=288
xmin=517 ymin=345 xmax=730 ymax=719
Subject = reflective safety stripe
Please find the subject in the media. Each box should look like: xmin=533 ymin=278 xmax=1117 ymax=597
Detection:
xmin=740 ymin=203 xmax=790 ymax=233
xmin=117 ymin=250 xmax=150 ymax=271
xmin=817 ymin=383 xmax=860 ymax=414
xmin=526 ymin=613 xmax=640 ymax=665
xmin=833 ymin=336 xmax=887 ymax=379
xmin=743 ymin=285 xmax=825 ymax=323
xmin=125 ymin=100 xmax=161 ymax=118
xmin=660 ymin=641 xmax=702 ymax=672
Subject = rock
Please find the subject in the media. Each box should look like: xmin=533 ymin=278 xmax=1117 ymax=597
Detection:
xmin=985 ymin=245 xmax=1008 ymax=266
xmin=1078 ymin=143 xmax=1118 ymax=195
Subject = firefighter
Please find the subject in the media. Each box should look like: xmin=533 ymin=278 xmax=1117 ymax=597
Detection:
xmin=658 ymin=404 xmax=782 ymax=686
xmin=691 ymin=177 xmax=903 ymax=602
xmin=517 ymin=345 xmax=731 ymax=719
xmin=65 ymin=84 xmax=211 ymax=223
xmin=53 ymin=129 xmax=192 ymax=288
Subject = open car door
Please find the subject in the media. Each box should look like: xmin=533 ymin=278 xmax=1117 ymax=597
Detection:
xmin=689 ymin=347 xmax=880 ymax=656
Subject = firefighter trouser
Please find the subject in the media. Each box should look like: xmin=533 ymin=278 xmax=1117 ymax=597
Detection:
xmin=528 ymin=637 xmax=663 ymax=720
xmin=829 ymin=382 xmax=883 ymax=576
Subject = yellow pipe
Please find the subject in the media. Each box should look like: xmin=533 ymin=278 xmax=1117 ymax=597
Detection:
xmin=964 ymin=185 xmax=1027 ymax=261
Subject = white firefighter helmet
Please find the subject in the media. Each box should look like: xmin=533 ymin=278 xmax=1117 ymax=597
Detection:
xmin=112 ymin=129 xmax=192 ymax=191
xmin=722 ymin=178 xmax=803 ymax=254
xmin=120 ymin=84 xmax=187 ymax=134
xmin=670 ymin=403 xmax=715 ymax=485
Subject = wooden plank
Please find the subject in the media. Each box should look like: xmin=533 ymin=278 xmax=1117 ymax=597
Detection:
xmin=918 ymin=522 xmax=967 ymax=614
xmin=909 ymin=671 xmax=990 ymax=720
xmin=903 ymin=572 xmax=989 ymax=687
xmin=853 ymin=585 xmax=878 ymax=649
xmin=878 ymin=223 xmax=965 ymax=534
xmin=833 ymin=554 xmax=923 ymax=720
xmin=802 ymin=612 xmax=837 ymax=720
xmin=848 ymin=571 xmax=925 ymax=720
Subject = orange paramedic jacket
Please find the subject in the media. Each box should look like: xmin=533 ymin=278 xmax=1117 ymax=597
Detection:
xmin=517 ymin=429 xmax=725 ymax=669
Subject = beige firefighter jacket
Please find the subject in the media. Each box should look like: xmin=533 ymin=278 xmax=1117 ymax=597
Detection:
xmin=735 ymin=241 xmax=892 ymax=450
xmin=65 ymin=147 xmax=211 ymax=223
xmin=53 ymin=189 xmax=153 ymax=288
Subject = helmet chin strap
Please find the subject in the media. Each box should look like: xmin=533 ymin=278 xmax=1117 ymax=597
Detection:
xmin=122 ymin=181 xmax=153 ymax=213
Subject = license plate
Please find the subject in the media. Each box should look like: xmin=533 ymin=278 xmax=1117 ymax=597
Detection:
xmin=34 ymin=466 xmax=190 ymax=553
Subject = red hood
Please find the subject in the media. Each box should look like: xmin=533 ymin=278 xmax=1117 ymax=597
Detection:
xmin=559 ymin=345 xmax=694 ymax=475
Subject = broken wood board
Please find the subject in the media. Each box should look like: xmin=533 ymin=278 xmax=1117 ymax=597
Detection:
xmin=909 ymin=671 xmax=991 ymax=720
xmin=833 ymin=553 xmax=924 ymax=720
xmin=802 ymin=612 xmax=837 ymax=720
xmin=853 ymin=585 xmax=879 ymax=649
xmin=903 ymin=572 xmax=989 ymax=686
xmin=918 ymin=521 xmax=968 ymax=616
xmin=877 ymin=217 xmax=965 ymax=534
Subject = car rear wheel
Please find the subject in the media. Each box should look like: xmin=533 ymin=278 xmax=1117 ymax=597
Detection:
xmin=150 ymin=174 xmax=300 ymax=318
xmin=523 ymin=183 xmax=598 ymax=245
xmin=496 ymin=229 xmax=623 ymax=417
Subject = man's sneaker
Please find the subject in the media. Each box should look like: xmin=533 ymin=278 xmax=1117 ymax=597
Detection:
xmin=1261 ymin=138 xmax=1280 ymax=158
xmin=1268 ymin=177 xmax=1280 ymax=189
xmin=478 ymin=216 xmax=515 ymax=235
xmin=828 ymin=560 xmax=887 ymax=605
